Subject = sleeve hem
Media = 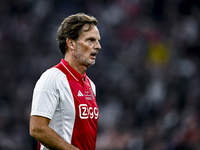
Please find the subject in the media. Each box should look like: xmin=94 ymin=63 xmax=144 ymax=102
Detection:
xmin=30 ymin=111 xmax=53 ymax=120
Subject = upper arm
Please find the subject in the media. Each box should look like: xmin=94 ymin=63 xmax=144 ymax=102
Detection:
xmin=30 ymin=115 xmax=50 ymax=127
xmin=30 ymin=115 xmax=50 ymax=136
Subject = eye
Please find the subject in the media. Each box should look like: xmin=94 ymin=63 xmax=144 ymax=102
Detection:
xmin=88 ymin=38 xmax=95 ymax=43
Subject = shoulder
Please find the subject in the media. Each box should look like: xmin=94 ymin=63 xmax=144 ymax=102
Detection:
xmin=87 ymin=76 xmax=96 ymax=95
xmin=41 ymin=67 xmax=65 ymax=79
xmin=87 ymin=76 xmax=95 ymax=86
xmin=34 ymin=68 xmax=66 ymax=91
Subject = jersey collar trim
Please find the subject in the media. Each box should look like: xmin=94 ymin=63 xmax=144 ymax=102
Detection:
xmin=60 ymin=59 xmax=86 ymax=82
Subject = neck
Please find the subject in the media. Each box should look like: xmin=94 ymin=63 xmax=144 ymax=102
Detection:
xmin=64 ymin=55 xmax=86 ymax=76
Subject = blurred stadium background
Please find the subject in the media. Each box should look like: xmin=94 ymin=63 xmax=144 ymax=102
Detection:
xmin=1 ymin=0 xmax=200 ymax=149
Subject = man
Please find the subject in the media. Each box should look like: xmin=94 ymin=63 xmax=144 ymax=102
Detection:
xmin=30 ymin=13 xmax=101 ymax=150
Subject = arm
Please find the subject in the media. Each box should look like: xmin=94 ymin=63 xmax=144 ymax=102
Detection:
xmin=30 ymin=115 xmax=79 ymax=150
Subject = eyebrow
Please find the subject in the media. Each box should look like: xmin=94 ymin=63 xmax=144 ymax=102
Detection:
xmin=86 ymin=36 xmax=101 ymax=41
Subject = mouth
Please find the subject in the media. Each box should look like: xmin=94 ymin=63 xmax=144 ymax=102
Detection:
xmin=90 ymin=52 xmax=98 ymax=59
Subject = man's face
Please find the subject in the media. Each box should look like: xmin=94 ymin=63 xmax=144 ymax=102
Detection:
xmin=74 ymin=24 xmax=101 ymax=67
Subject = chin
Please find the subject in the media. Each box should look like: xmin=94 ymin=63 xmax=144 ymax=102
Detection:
xmin=91 ymin=60 xmax=96 ymax=65
xmin=86 ymin=60 xmax=95 ymax=67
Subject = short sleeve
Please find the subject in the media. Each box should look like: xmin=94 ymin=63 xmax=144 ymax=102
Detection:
xmin=30 ymin=68 xmax=60 ymax=120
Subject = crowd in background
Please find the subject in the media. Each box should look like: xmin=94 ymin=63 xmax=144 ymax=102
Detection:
xmin=1 ymin=0 xmax=200 ymax=149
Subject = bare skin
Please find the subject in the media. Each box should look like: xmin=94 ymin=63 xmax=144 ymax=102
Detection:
xmin=30 ymin=116 xmax=79 ymax=150
xmin=29 ymin=24 xmax=101 ymax=150
xmin=65 ymin=24 xmax=101 ymax=75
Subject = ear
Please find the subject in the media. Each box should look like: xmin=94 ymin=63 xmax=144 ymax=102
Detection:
xmin=66 ymin=38 xmax=76 ymax=50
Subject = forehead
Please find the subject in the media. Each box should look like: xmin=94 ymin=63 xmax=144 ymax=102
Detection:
xmin=79 ymin=24 xmax=100 ymax=39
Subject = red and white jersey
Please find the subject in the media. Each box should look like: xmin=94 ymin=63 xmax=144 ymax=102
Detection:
xmin=31 ymin=59 xmax=99 ymax=150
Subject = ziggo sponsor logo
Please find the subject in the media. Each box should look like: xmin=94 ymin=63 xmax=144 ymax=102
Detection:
xmin=79 ymin=104 xmax=98 ymax=119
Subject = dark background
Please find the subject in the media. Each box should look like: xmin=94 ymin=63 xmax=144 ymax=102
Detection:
xmin=1 ymin=0 xmax=200 ymax=149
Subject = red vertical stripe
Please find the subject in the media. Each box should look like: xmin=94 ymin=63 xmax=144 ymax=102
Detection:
xmin=37 ymin=142 xmax=41 ymax=150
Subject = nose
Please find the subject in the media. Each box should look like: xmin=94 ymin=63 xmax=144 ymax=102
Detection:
xmin=95 ymin=40 xmax=101 ymax=50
